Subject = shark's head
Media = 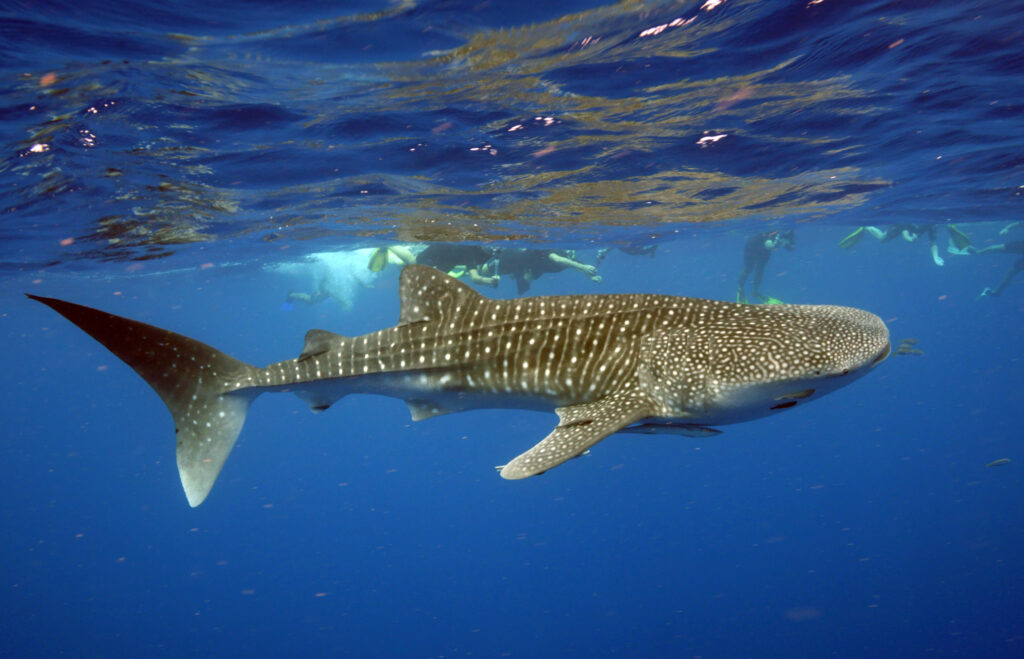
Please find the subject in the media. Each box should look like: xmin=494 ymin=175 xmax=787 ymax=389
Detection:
xmin=641 ymin=303 xmax=890 ymax=426
xmin=703 ymin=304 xmax=890 ymax=423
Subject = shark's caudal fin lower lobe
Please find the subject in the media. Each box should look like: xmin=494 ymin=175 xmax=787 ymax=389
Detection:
xmin=27 ymin=295 xmax=260 ymax=507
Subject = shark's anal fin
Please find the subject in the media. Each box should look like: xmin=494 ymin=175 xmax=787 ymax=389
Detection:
xmin=26 ymin=294 xmax=260 ymax=507
xmin=499 ymin=389 xmax=655 ymax=479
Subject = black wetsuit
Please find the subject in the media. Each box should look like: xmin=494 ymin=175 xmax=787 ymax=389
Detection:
xmin=416 ymin=244 xmax=494 ymax=273
xmin=737 ymin=233 xmax=772 ymax=302
xmin=498 ymin=248 xmax=571 ymax=294
xmin=1005 ymin=239 xmax=1024 ymax=254
xmin=880 ymin=224 xmax=936 ymax=242
xmin=991 ymin=239 xmax=1024 ymax=296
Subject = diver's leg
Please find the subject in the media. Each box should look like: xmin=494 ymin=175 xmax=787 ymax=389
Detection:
xmin=991 ymin=258 xmax=1024 ymax=296
xmin=736 ymin=266 xmax=750 ymax=303
xmin=751 ymin=260 xmax=767 ymax=301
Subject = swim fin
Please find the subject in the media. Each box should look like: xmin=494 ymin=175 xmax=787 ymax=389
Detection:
xmin=762 ymin=296 xmax=784 ymax=305
xmin=838 ymin=227 xmax=865 ymax=249
xmin=367 ymin=247 xmax=389 ymax=272
xmin=947 ymin=225 xmax=972 ymax=250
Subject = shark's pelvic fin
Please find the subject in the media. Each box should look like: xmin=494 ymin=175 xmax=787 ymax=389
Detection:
xmin=26 ymin=295 xmax=260 ymax=507
xmin=499 ymin=389 xmax=656 ymax=479
xmin=405 ymin=399 xmax=457 ymax=421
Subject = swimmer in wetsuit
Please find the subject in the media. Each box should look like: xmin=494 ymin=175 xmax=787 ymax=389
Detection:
xmin=840 ymin=224 xmax=971 ymax=267
xmin=968 ymin=223 xmax=1024 ymax=297
xmin=386 ymin=243 xmax=500 ymax=288
xmin=497 ymin=248 xmax=601 ymax=294
xmin=736 ymin=230 xmax=794 ymax=304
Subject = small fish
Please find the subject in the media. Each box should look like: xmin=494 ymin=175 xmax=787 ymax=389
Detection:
xmin=986 ymin=458 xmax=1011 ymax=468
xmin=894 ymin=347 xmax=925 ymax=356
xmin=898 ymin=337 xmax=919 ymax=345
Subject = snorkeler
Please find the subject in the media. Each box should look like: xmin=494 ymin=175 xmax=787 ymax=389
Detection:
xmin=839 ymin=224 xmax=971 ymax=267
xmin=496 ymin=248 xmax=602 ymax=294
xmin=285 ymin=248 xmax=386 ymax=309
xmin=389 ymin=243 xmax=500 ymax=288
xmin=736 ymin=230 xmax=794 ymax=304
xmin=286 ymin=285 xmax=329 ymax=306
xmin=595 ymin=243 xmax=657 ymax=265
xmin=966 ymin=223 xmax=1024 ymax=297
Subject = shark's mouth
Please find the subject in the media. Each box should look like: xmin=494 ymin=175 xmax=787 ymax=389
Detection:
xmin=870 ymin=342 xmax=891 ymax=368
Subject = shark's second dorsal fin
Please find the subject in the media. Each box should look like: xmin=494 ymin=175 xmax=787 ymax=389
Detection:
xmin=297 ymin=329 xmax=346 ymax=362
xmin=398 ymin=264 xmax=484 ymax=326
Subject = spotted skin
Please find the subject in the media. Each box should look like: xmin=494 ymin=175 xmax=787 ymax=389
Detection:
xmin=27 ymin=265 xmax=890 ymax=506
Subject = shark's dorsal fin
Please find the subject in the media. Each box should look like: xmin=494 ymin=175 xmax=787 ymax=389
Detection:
xmin=498 ymin=389 xmax=656 ymax=479
xmin=398 ymin=264 xmax=484 ymax=326
xmin=298 ymin=329 xmax=346 ymax=362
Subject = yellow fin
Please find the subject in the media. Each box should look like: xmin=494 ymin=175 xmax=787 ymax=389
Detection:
xmin=948 ymin=225 xmax=972 ymax=250
xmin=838 ymin=227 xmax=865 ymax=249
xmin=367 ymin=247 xmax=389 ymax=272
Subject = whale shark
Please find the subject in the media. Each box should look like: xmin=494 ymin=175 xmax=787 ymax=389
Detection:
xmin=28 ymin=264 xmax=890 ymax=507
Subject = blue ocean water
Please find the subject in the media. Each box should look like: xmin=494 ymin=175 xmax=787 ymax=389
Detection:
xmin=2 ymin=0 xmax=1022 ymax=656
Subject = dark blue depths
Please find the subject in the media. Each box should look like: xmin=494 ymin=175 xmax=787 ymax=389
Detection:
xmin=4 ymin=234 xmax=1023 ymax=658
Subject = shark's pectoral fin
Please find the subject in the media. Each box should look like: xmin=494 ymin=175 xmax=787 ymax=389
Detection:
xmin=499 ymin=389 xmax=656 ymax=479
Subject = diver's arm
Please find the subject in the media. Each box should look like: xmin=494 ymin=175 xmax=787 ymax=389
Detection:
xmin=549 ymin=252 xmax=599 ymax=277
xmin=467 ymin=268 xmax=499 ymax=288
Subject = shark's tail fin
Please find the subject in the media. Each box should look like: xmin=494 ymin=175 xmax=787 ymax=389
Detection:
xmin=27 ymin=295 xmax=261 ymax=507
